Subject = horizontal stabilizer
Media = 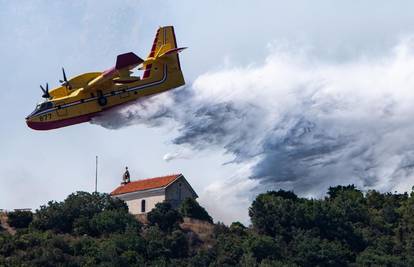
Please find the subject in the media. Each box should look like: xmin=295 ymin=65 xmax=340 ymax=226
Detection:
xmin=159 ymin=47 xmax=187 ymax=58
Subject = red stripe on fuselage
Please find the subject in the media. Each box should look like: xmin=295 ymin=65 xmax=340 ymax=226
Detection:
xmin=142 ymin=64 xmax=152 ymax=79
xmin=26 ymin=112 xmax=97 ymax=130
xmin=149 ymin=29 xmax=160 ymax=57
xmin=26 ymin=99 xmax=127 ymax=130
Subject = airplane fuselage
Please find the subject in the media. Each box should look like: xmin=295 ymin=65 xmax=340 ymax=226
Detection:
xmin=26 ymin=64 xmax=184 ymax=130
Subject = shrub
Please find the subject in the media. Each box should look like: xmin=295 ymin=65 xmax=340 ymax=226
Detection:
xmin=147 ymin=202 xmax=183 ymax=232
xmin=30 ymin=192 xmax=128 ymax=234
xmin=229 ymin=221 xmax=247 ymax=235
xmin=167 ymin=230 xmax=189 ymax=258
xmin=90 ymin=209 xmax=142 ymax=236
xmin=244 ymin=235 xmax=280 ymax=262
xmin=7 ymin=210 xmax=33 ymax=229
xmin=179 ymin=198 xmax=213 ymax=223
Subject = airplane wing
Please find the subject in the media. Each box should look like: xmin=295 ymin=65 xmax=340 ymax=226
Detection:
xmin=83 ymin=52 xmax=143 ymax=91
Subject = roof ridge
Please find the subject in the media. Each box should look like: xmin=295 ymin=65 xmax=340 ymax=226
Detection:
xmin=110 ymin=173 xmax=182 ymax=196
xmin=130 ymin=173 xmax=181 ymax=183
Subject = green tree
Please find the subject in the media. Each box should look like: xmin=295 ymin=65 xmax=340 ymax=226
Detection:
xmin=30 ymin=192 xmax=127 ymax=234
xmin=143 ymin=225 xmax=169 ymax=260
xmin=326 ymin=185 xmax=368 ymax=223
xmin=214 ymin=233 xmax=245 ymax=266
xmin=322 ymin=185 xmax=368 ymax=251
xmin=244 ymin=234 xmax=281 ymax=262
xmin=179 ymin=198 xmax=213 ymax=223
xmin=356 ymin=247 xmax=404 ymax=267
xmin=230 ymin=221 xmax=247 ymax=236
xmin=30 ymin=201 xmax=69 ymax=233
xmin=167 ymin=230 xmax=189 ymax=258
xmin=7 ymin=210 xmax=33 ymax=229
xmin=89 ymin=209 xmax=142 ymax=236
xmin=188 ymin=250 xmax=215 ymax=267
xmin=249 ymin=190 xmax=307 ymax=240
xmin=327 ymin=185 xmax=357 ymax=199
xmin=291 ymin=231 xmax=352 ymax=266
xmin=2 ymin=185 xmax=414 ymax=266
xmin=147 ymin=202 xmax=183 ymax=232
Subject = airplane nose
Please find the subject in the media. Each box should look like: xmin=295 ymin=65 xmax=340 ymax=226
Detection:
xmin=26 ymin=119 xmax=40 ymax=130
xmin=26 ymin=109 xmax=37 ymax=120
xmin=26 ymin=119 xmax=33 ymax=129
xmin=25 ymin=115 xmax=37 ymax=129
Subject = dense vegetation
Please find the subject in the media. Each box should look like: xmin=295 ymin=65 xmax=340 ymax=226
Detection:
xmin=179 ymin=197 xmax=213 ymax=223
xmin=7 ymin=210 xmax=33 ymax=229
xmin=1 ymin=185 xmax=414 ymax=266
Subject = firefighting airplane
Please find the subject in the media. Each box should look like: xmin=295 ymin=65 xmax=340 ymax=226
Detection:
xmin=26 ymin=26 xmax=186 ymax=130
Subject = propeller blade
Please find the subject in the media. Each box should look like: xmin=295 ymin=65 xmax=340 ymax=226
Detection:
xmin=62 ymin=67 xmax=67 ymax=82
xmin=40 ymin=83 xmax=50 ymax=98
xmin=60 ymin=67 xmax=72 ymax=89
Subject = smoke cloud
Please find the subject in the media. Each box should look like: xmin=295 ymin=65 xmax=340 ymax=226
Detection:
xmin=92 ymin=38 xmax=414 ymax=203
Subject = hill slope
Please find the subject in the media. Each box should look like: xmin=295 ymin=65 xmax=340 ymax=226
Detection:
xmin=1 ymin=185 xmax=414 ymax=266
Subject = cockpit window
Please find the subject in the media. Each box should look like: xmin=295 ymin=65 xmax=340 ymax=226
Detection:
xmin=36 ymin=101 xmax=53 ymax=111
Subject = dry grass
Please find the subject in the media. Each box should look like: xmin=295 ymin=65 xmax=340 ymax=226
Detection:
xmin=0 ymin=212 xmax=16 ymax=235
xmin=180 ymin=217 xmax=215 ymax=248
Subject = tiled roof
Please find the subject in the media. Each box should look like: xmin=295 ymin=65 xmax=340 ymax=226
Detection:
xmin=110 ymin=174 xmax=181 ymax=196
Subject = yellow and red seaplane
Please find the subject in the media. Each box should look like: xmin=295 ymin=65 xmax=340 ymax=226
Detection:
xmin=26 ymin=26 xmax=186 ymax=130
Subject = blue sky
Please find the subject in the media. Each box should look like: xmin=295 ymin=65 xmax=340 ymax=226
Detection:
xmin=2 ymin=1 xmax=414 ymax=223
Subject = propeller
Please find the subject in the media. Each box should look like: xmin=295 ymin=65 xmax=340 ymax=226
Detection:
xmin=59 ymin=67 xmax=71 ymax=89
xmin=40 ymin=83 xmax=50 ymax=99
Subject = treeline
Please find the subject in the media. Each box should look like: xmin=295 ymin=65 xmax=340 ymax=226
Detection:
xmin=1 ymin=185 xmax=414 ymax=266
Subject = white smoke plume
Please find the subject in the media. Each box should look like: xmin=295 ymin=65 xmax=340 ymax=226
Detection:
xmin=162 ymin=148 xmax=193 ymax=162
xmin=92 ymin=38 xmax=414 ymax=202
